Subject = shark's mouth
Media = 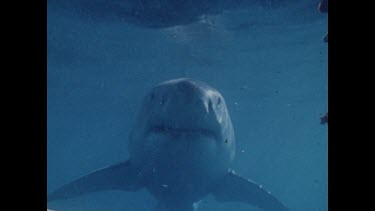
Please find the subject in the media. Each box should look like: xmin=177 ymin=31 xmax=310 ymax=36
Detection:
xmin=148 ymin=125 xmax=217 ymax=139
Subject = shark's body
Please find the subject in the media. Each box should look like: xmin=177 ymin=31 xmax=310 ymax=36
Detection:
xmin=48 ymin=78 xmax=290 ymax=211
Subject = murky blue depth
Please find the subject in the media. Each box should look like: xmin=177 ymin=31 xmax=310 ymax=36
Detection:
xmin=47 ymin=0 xmax=328 ymax=211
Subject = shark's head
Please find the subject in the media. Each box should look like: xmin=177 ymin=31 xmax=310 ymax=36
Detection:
xmin=128 ymin=78 xmax=235 ymax=187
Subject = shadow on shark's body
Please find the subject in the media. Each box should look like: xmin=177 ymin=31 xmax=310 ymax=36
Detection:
xmin=48 ymin=0 xmax=296 ymax=28
xmin=48 ymin=78 xmax=290 ymax=211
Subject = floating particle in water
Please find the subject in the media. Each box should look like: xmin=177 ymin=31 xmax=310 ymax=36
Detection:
xmin=234 ymin=102 xmax=238 ymax=106
xmin=240 ymin=85 xmax=248 ymax=90
xmin=241 ymin=150 xmax=245 ymax=153
xmin=162 ymin=184 xmax=168 ymax=188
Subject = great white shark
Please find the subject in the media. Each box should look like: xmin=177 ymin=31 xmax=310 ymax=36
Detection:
xmin=48 ymin=78 xmax=291 ymax=211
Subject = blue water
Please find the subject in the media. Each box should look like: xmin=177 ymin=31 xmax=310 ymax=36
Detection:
xmin=47 ymin=0 xmax=327 ymax=210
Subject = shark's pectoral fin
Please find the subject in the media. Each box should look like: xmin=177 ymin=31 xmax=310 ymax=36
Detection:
xmin=210 ymin=170 xmax=291 ymax=211
xmin=48 ymin=160 xmax=143 ymax=202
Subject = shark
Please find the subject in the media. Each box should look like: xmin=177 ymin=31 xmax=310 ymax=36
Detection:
xmin=48 ymin=78 xmax=290 ymax=211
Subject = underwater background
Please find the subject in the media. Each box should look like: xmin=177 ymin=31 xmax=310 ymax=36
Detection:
xmin=47 ymin=0 xmax=328 ymax=210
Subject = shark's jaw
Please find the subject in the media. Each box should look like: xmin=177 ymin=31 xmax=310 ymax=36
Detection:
xmin=148 ymin=125 xmax=218 ymax=140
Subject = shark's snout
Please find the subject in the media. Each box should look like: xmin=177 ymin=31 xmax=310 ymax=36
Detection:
xmin=146 ymin=79 xmax=224 ymax=134
xmin=175 ymin=79 xmax=198 ymax=95
xmin=155 ymin=79 xmax=219 ymax=114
